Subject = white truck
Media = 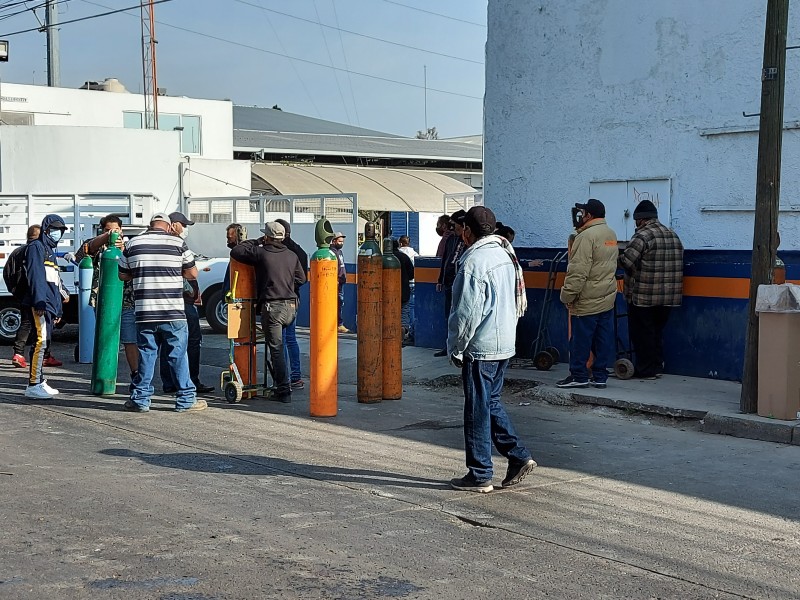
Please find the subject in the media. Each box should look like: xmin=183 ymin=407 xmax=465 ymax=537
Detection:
xmin=0 ymin=193 xmax=229 ymax=342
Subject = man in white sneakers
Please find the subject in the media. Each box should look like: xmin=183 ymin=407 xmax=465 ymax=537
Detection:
xmin=23 ymin=215 xmax=68 ymax=399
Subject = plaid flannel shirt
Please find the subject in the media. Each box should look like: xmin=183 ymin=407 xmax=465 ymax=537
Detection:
xmin=619 ymin=220 xmax=684 ymax=307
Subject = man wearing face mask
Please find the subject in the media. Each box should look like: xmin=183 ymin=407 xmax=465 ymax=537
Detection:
xmin=558 ymin=199 xmax=618 ymax=389
xmin=22 ymin=214 xmax=67 ymax=399
xmin=159 ymin=212 xmax=214 ymax=394
xmin=329 ymin=232 xmax=349 ymax=333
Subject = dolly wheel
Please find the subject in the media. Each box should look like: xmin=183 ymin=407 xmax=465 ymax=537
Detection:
xmin=614 ymin=358 xmax=635 ymax=380
xmin=545 ymin=346 xmax=560 ymax=363
xmin=73 ymin=345 xmax=79 ymax=363
xmin=534 ymin=350 xmax=555 ymax=371
xmin=224 ymin=380 xmax=243 ymax=404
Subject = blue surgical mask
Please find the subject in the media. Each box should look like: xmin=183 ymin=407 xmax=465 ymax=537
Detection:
xmin=49 ymin=229 xmax=64 ymax=243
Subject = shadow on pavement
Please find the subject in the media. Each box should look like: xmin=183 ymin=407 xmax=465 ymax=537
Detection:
xmin=100 ymin=448 xmax=450 ymax=490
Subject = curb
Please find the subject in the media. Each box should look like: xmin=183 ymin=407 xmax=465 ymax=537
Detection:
xmin=420 ymin=374 xmax=800 ymax=445
xmin=702 ymin=413 xmax=800 ymax=445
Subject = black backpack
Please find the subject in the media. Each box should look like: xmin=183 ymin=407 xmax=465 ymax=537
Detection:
xmin=3 ymin=243 xmax=29 ymax=300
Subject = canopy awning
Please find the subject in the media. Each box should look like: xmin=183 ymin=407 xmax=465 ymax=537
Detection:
xmin=250 ymin=163 xmax=477 ymax=212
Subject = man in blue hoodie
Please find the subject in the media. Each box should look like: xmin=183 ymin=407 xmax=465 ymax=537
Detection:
xmin=23 ymin=214 xmax=67 ymax=399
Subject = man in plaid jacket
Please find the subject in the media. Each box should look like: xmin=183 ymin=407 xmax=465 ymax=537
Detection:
xmin=619 ymin=200 xmax=684 ymax=379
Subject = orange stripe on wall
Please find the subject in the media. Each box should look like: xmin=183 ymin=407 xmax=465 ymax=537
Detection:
xmin=403 ymin=266 xmax=796 ymax=300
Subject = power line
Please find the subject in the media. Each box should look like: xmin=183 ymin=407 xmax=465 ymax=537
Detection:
xmin=380 ymin=0 xmax=486 ymax=28
xmin=331 ymin=0 xmax=360 ymax=126
xmin=0 ymin=0 xmax=176 ymax=36
xmin=233 ymin=0 xmax=484 ymax=66
xmin=253 ymin=0 xmax=322 ymax=118
xmin=313 ymin=0 xmax=351 ymax=124
xmin=79 ymin=0 xmax=483 ymax=101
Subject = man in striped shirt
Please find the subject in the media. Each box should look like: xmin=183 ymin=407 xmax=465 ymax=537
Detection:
xmin=118 ymin=213 xmax=206 ymax=413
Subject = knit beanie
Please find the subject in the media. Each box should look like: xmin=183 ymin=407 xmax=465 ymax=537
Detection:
xmin=633 ymin=200 xmax=658 ymax=219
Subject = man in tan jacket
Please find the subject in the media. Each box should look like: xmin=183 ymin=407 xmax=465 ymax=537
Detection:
xmin=558 ymin=199 xmax=618 ymax=389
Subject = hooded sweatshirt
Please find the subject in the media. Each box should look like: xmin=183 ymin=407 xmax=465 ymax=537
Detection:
xmin=229 ymin=238 xmax=306 ymax=304
xmin=23 ymin=214 xmax=65 ymax=316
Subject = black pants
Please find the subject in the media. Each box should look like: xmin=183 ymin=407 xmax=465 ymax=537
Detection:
xmin=627 ymin=304 xmax=672 ymax=377
xmin=160 ymin=302 xmax=203 ymax=390
xmin=14 ymin=308 xmax=50 ymax=358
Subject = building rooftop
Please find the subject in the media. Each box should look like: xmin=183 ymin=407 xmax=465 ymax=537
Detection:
xmin=233 ymin=105 xmax=401 ymax=138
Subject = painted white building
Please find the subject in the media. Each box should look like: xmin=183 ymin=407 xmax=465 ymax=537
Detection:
xmin=0 ymin=82 xmax=250 ymax=213
xmin=485 ymin=1 xmax=800 ymax=250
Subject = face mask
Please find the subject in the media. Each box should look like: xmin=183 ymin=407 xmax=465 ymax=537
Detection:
xmin=49 ymin=229 xmax=64 ymax=243
xmin=179 ymin=229 xmax=189 ymax=240
xmin=333 ymin=242 xmax=343 ymax=249
xmin=227 ymin=241 xmax=237 ymax=249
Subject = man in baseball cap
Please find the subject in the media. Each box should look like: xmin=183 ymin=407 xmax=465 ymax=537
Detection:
xmin=230 ymin=221 xmax=306 ymax=403
xmin=150 ymin=212 xmax=171 ymax=225
xmin=434 ymin=209 xmax=467 ymax=356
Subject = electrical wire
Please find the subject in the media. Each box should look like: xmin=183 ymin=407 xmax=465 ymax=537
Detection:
xmin=331 ymin=0 xmax=360 ymax=126
xmin=313 ymin=0 xmax=351 ymax=124
xmin=253 ymin=0 xmax=322 ymax=118
xmin=0 ymin=0 xmax=176 ymax=36
xmin=380 ymin=0 xmax=486 ymax=28
xmin=232 ymin=0 xmax=484 ymax=66
xmin=78 ymin=0 xmax=483 ymax=101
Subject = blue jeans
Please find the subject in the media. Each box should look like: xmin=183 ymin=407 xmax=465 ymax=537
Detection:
xmin=160 ymin=302 xmax=202 ymax=389
xmin=337 ymin=283 xmax=345 ymax=326
xmin=569 ymin=308 xmax=614 ymax=383
xmin=132 ymin=320 xmax=196 ymax=410
xmin=462 ymin=358 xmax=531 ymax=482
xmin=283 ymin=315 xmax=301 ymax=382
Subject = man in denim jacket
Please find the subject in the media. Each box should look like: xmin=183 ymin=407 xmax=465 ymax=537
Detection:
xmin=447 ymin=206 xmax=536 ymax=493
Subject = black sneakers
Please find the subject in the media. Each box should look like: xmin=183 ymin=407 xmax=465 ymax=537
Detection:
xmin=556 ymin=376 xmax=589 ymax=388
xmin=502 ymin=458 xmax=537 ymax=488
xmin=449 ymin=475 xmax=493 ymax=493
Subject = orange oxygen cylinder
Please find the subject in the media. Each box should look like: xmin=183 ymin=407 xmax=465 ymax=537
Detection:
xmin=382 ymin=238 xmax=402 ymax=400
xmin=310 ymin=218 xmax=339 ymax=417
xmin=357 ymin=222 xmax=383 ymax=403
xmin=228 ymin=259 xmax=258 ymax=398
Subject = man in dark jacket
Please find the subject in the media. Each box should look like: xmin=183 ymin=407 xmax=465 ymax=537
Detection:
xmin=619 ymin=200 xmax=684 ymax=379
xmin=434 ymin=210 xmax=466 ymax=356
xmin=276 ymin=219 xmax=308 ymax=389
xmin=329 ymin=232 xmax=349 ymax=333
xmin=23 ymin=214 xmax=67 ymax=399
xmin=9 ymin=225 xmax=59 ymax=369
xmin=392 ymin=239 xmax=415 ymax=344
xmin=230 ymin=221 xmax=306 ymax=403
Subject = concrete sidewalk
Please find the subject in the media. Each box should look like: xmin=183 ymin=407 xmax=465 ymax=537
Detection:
xmin=395 ymin=342 xmax=800 ymax=446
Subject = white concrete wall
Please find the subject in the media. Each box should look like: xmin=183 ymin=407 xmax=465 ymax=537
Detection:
xmin=182 ymin=157 xmax=252 ymax=199
xmin=0 ymin=125 xmax=181 ymax=213
xmin=485 ymin=0 xmax=800 ymax=250
xmin=0 ymin=83 xmax=233 ymax=159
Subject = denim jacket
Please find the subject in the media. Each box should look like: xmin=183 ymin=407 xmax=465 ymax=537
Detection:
xmin=446 ymin=237 xmax=518 ymax=361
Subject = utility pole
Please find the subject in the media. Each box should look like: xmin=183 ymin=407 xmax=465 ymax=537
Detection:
xmin=741 ymin=0 xmax=789 ymax=414
xmin=141 ymin=0 xmax=159 ymax=129
xmin=424 ymin=65 xmax=428 ymax=132
xmin=45 ymin=0 xmax=60 ymax=87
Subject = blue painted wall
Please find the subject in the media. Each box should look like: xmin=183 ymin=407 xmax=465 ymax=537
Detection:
xmin=413 ymin=249 xmax=800 ymax=382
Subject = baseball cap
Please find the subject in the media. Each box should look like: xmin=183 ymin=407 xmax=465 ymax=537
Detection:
xmin=574 ymin=198 xmax=606 ymax=218
xmin=261 ymin=221 xmax=286 ymax=240
xmin=275 ymin=218 xmax=291 ymax=235
xmin=150 ymin=212 xmax=171 ymax=225
xmin=332 ymin=231 xmax=346 ymax=239
xmin=463 ymin=206 xmax=497 ymax=237
xmin=168 ymin=211 xmax=195 ymax=226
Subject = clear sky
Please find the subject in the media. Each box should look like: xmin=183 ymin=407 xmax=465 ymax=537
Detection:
xmin=0 ymin=0 xmax=487 ymax=138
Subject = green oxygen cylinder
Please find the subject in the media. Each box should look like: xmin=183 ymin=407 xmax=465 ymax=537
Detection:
xmin=90 ymin=232 xmax=124 ymax=395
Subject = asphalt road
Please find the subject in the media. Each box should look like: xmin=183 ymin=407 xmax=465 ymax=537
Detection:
xmin=1 ymin=328 xmax=799 ymax=599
